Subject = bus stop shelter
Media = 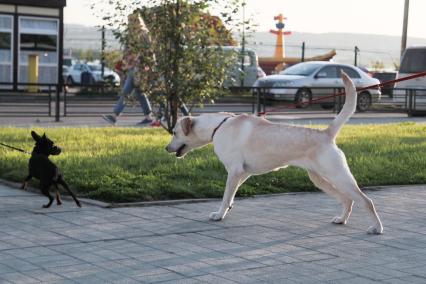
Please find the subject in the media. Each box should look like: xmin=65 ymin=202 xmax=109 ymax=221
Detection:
xmin=0 ymin=0 xmax=66 ymax=91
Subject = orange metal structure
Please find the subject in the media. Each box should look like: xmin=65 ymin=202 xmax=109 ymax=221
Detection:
xmin=259 ymin=14 xmax=336 ymax=74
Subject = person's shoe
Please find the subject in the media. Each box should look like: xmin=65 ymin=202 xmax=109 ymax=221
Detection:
xmin=102 ymin=115 xmax=116 ymax=125
xmin=159 ymin=116 xmax=168 ymax=128
xmin=137 ymin=118 xmax=153 ymax=125
xmin=150 ymin=120 xmax=161 ymax=127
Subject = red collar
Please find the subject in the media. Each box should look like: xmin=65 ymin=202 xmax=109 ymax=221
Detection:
xmin=211 ymin=116 xmax=233 ymax=140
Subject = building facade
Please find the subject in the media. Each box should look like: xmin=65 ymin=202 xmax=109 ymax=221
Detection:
xmin=0 ymin=0 xmax=66 ymax=90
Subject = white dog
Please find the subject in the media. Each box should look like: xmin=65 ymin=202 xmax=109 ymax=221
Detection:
xmin=166 ymin=73 xmax=383 ymax=234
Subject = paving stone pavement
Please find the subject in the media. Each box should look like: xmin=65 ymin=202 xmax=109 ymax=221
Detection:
xmin=1 ymin=183 xmax=426 ymax=284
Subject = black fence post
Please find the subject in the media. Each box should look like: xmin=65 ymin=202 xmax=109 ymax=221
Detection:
xmin=55 ymin=86 xmax=60 ymax=122
xmin=354 ymin=46 xmax=359 ymax=66
xmin=48 ymin=85 xmax=52 ymax=117
xmin=101 ymin=26 xmax=105 ymax=78
xmin=413 ymin=89 xmax=417 ymax=113
xmin=333 ymin=88 xmax=336 ymax=113
xmin=256 ymin=88 xmax=261 ymax=114
xmin=404 ymin=89 xmax=408 ymax=111
xmin=407 ymin=89 xmax=412 ymax=116
xmin=335 ymin=88 xmax=344 ymax=113
xmin=251 ymin=88 xmax=255 ymax=113
xmin=337 ymin=89 xmax=341 ymax=113
xmin=63 ymin=85 xmax=67 ymax=117
xmin=301 ymin=42 xmax=305 ymax=62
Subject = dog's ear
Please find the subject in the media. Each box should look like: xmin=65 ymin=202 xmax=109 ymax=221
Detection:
xmin=31 ymin=131 xmax=41 ymax=142
xmin=42 ymin=133 xmax=46 ymax=139
xmin=181 ymin=117 xmax=193 ymax=136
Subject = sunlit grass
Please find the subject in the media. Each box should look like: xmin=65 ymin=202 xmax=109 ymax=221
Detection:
xmin=1 ymin=123 xmax=425 ymax=202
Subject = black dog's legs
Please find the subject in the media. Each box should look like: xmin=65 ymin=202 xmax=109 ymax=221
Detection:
xmin=53 ymin=184 xmax=62 ymax=206
xmin=57 ymin=176 xmax=81 ymax=208
xmin=40 ymin=183 xmax=54 ymax=208
xmin=21 ymin=175 xmax=32 ymax=190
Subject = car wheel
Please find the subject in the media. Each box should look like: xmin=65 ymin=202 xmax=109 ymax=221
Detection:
xmin=295 ymin=88 xmax=312 ymax=108
xmin=105 ymin=75 xmax=115 ymax=86
xmin=357 ymin=92 xmax=372 ymax=112
xmin=66 ymin=76 xmax=74 ymax=86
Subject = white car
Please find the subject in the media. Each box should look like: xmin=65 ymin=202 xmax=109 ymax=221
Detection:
xmin=65 ymin=63 xmax=120 ymax=86
xmin=254 ymin=61 xmax=381 ymax=111
xmin=222 ymin=46 xmax=266 ymax=88
xmin=394 ymin=46 xmax=426 ymax=105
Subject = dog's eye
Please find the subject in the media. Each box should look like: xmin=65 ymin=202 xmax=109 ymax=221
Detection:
xmin=173 ymin=131 xmax=177 ymax=136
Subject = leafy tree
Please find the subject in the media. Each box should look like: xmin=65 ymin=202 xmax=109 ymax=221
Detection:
xmin=104 ymin=50 xmax=123 ymax=69
xmin=75 ymin=49 xmax=101 ymax=61
xmin=370 ymin=60 xmax=385 ymax=71
xmin=91 ymin=0 xmax=246 ymax=132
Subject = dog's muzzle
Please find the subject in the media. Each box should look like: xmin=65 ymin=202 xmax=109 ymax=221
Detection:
xmin=51 ymin=146 xmax=61 ymax=155
xmin=175 ymin=144 xmax=186 ymax=157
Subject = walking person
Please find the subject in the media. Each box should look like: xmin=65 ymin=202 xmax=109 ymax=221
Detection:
xmin=103 ymin=11 xmax=155 ymax=125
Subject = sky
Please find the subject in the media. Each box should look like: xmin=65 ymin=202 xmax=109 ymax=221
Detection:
xmin=65 ymin=0 xmax=426 ymax=38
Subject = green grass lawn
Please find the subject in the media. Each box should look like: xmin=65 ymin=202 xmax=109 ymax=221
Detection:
xmin=1 ymin=123 xmax=426 ymax=203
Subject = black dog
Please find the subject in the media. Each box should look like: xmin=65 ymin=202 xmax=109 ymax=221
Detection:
xmin=22 ymin=131 xmax=81 ymax=208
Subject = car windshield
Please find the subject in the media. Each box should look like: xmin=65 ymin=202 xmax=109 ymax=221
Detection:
xmin=280 ymin=63 xmax=322 ymax=76
xmin=87 ymin=65 xmax=102 ymax=71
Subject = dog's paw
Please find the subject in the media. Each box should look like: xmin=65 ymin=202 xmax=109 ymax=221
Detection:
xmin=209 ymin=211 xmax=224 ymax=221
xmin=76 ymin=202 xmax=82 ymax=208
xmin=56 ymin=201 xmax=62 ymax=206
xmin=331 ymin=216 xmax=347 ymax=225
xmin=367 ymin=225 xmax=383 ymax=235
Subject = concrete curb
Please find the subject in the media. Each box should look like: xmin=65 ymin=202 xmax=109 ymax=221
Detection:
xmin=1 ymin=178 xmax=423 ymax=209
xmin=105 ymin=198 xmax=222 ymax=208
xmin=0 ymin=178 xmax=222 ymax=208
xmin=0 ymin=178 xmax=111 ymax=208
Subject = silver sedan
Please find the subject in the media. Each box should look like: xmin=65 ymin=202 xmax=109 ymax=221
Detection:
xmin=254 ymin=61 xmax=381 ymax=111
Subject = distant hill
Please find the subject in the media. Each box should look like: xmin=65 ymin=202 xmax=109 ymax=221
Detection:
xmin=241 ymin=31 xmax=426 ymax=69
xmin=64 ymin=24 xmax=426 ymax=68
xmin=64 ymin=24 xmax=120 ymax=53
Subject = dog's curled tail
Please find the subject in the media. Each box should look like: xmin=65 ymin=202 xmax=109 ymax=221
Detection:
xmin=326 ymin=72 xmax=357 ymax=140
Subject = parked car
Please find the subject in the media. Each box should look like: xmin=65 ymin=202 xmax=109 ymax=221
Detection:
xmin=222 ymin=46 xmax=266 ymax=88
xmin=65 ymin=63 xmax=121 ymax=86
xmin=394 ymin=46 xmax=426 ymax=103
xmin=253 ymin=61 xmax=381 ymax=111
xmin=63 ymin=56 xmax=76 ymax=67
xmin=372 ymin=71 xmax=397 ymax=97
xmin=62 ymin=65 xmax=70 ymax=83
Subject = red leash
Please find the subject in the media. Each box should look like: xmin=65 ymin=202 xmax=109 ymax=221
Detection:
xmin=258 ymin=71 xmax=426 ymax=115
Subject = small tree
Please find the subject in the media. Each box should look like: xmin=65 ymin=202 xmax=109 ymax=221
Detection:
xmin=370 ymin=60 xmax=385 ymax=71
xmin=104 ymin=50 xmax=123 ymax=69
xmin=92 ymin=0 xmax=246 ymax=133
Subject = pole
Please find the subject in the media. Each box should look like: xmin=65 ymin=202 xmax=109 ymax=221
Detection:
xmin=301 ymin=42 xmax=305 ymax=62
xmin=401 ymin=0 xmax=410 ymax=57
xmin=240 ymin=1 xmax=246 ymax=88
xmin=354 ymin=46 xmax=359 ymax=66
xmin=28 ymin=54 xmax=39 ymax=93
xmin=55 ymin=88 xmax=60 ymax=122
xmin=56 ymin=6 xmax=64 ymax=122
xmin=101 ymin=25 xmax=105 ymax=78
